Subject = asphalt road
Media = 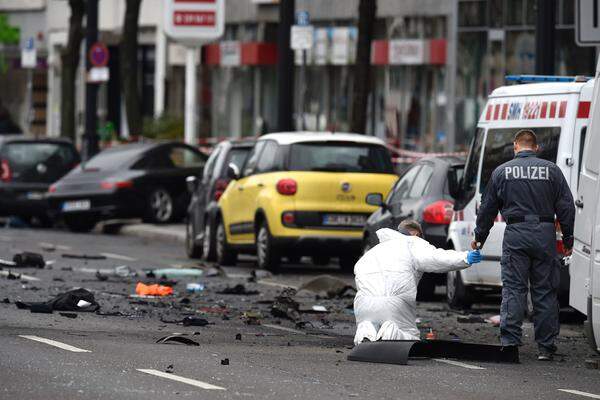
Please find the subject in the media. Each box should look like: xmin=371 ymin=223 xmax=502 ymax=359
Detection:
xmin=1 ymin=227 xmax=599 ymax=400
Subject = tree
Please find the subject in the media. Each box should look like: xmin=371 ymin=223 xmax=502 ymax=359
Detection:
xmin=120 ymin=0 xmax=143 ymax=136
xmin=60 ymin=0 xmax=85 ymax=141
xmin=350 ymin=0 xmax=376 ymax=134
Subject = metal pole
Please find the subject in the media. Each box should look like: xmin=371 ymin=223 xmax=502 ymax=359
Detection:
xmin=535 ymin=0 xmax=556 ymax=75
xmin=299 ymin=49 xmax=307 ymax=130
xmin=184 ymin=46 xmax=198 ymax=146
xmin=277 ymin=0 xmax=295 ymax=132
xmin=154 ymin=2 xmax=167 ymax=119
xmin=83 ymin=0 xmax=99 ymax=160
xmin=446 ymin=0 xmax=458 ymax=151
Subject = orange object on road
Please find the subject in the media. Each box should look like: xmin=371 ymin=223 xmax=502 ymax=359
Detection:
xmin=136 ymin=282 xmax=174 ymax=296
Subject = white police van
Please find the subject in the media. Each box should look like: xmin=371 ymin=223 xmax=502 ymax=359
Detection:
xmin=447 ymin=74 xmax=593 ymax=308
xmin=571 ymin=61 xmax=600 ymax=352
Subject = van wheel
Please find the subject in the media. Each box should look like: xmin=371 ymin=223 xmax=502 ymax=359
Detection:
xmin=446 ymin=270 xmax=472 ymax=310
xmin=256 ymin=221 xmax=281 ymax=273
xmin=185 ymin=217 xmax=203 ymax=259
xmin=339 ymin=252 xmax=360 ymax=273
xmin=216 ymin=219 xmax=237 ymax=266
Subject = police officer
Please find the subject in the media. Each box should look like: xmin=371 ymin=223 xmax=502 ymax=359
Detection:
xmin=473 ymin=129 xmax=575 ymax=361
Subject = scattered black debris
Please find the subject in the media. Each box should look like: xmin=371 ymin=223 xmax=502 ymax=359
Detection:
xmin=13 ymin=252 xmax=45 ymax=268
xmin=217 ymin=284 xmax=259 ymax=296
xmin=61 ymin=267 xmax=73 ymax=271
xmin=96 ymin=311 xmax=127 ymax=317
xmin=585 ymin=359 xmax=600 ymax=369
xmin=235 ymin=333 xmax=242 ymax=341
xmin=156 ymin=335 xmax=199 ymax=346
xmin=146 ymin=270 xmax=156 ymax=279
xmin=180 ymin=298 xmax=191 ymax=305
xmin=248 ymin=269 xmax=272 ymax=282
xmin=242 ymin=311 xmax=262 ymax=325
xmin=53 ymin=277 xmax=65 ymax=282
xmin=166 ymin=364 xmax=174 ymax=373
xmin=271 ymin=288 xmax=301 ymax=321
xmin=205 ymin=266 xmax=226 ymax=277
xmin=298 ymin=275 xmax=356 ymax=299
xmin=59 ymin=312 xmax=78 ymax=319
xmin=2 ymin=298 xmax=9 ymax=304
xmin=6 ymin=271 xmax=20 ymax=280
xmin=96 ymin=271 xmax=109 ymax=281
xmin=221 ymin=358 xmax=229 ymax=365
xmin=15 ymin=288 xmax=100 ymax=313
xmin=62 ymin=253 xmax=107 ymax=260
xmin=457 ymin=315 xmax=486 ymax=324
xmin=182 ymin=317 xmax=210 ymax=327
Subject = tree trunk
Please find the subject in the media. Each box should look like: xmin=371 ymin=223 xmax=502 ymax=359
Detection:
xmin=60 ymin=0 xmax=85 ymax=141
xmin=120 ymin=0 xmax=143 ymax=136
xmin=350 ymin=0 xmax=376 ymax=134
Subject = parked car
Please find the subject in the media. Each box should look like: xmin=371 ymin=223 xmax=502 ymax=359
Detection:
xmin=0 ymin=136 xmax=79 ymax=225
xmin=186 ymin=140 xmax=254 ymax=260
xmin=362 ymin=156 xmax=465 ymax=299
xmin=48 ymin=141 xmax=207 ymax=232
xmin=216 ymin=132 xmax=398 ymax=272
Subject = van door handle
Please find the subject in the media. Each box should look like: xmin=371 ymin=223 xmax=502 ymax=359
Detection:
xmin=575 ymin=199 xmax=584 ymax=208
xmin=583 ymin=245 xmax=591 ymax=255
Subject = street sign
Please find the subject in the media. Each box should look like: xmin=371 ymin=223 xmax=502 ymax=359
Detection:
xmin=89 ymin=42 xmax=109 ymax=67
xmin=21 ymin=37 xmax=36 ymax=68
xmin=576 ymin=0 xmax=600 ymax=46
xmin=87 ymin=67 xmax=110 ymax=83
xmin=291 ymin=25 xmax=314 ymax=50
xmin=296 ymin=10 xmax=310 ymax=26
xmin=164 ymin=0 xmax=225 ymax=45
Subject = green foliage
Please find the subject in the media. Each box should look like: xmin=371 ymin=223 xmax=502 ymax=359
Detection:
xmin=0 ymin=14 xmax=19 ymax=44
xmin=142 ymin=114 xmax=184 ymax=140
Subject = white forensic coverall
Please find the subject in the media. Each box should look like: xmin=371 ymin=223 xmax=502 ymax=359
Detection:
xmin=353 ymin=228 xmax=470 ymax=345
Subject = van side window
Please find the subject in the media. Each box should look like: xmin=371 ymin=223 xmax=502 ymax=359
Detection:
xmin=578 ymin=126 xmax=587 ymax=189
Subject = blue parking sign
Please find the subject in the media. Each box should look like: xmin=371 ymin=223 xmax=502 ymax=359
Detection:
xmin=296 ymin=10 xmax=310 ymax=26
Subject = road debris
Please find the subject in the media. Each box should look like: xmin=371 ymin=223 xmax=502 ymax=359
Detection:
xmin=156 ymin=335 xmax=199 ymax=346
xmin=62 ymin=253 xmax=107 ymax=260
xmin=182 ymin=317 xmax=210 ymax=327
xmin=235 ymin=333 xmax=242 ymax=340
xmin=165 ymin=364 xmax=174 ymax=373
xmin=298 ymin=275 xmax=356 ymax=299
xmin=59 ymin=312 xmax=78 ymax=319
xmin=248 ymin=269 xmax=272 ymax=282
xmin=186 ymin=283 xmax=205 ymax=293
xmin=217 ymin=284 xmax=259 ymax=295
xmin=457 ymin=315 xmax=486 ymax=323
xmin=220 ymin=358 xmax=229 ymax=365
xmin=0 ymin=259 xmax=16 ymax=267
xmin=204 ymin=266 xmax=226 ymax=277
xmin=13 ymin=252 xmax=46 ymax=269
xmin=15 ymin=288 xmax=100 ymax=313
xmin=135 ymin=282 xmax=174 ymax=296
xmin=242 ymin=311 xmax=262 ymax=325
xmin=149 ymin=268 xmax=203 ymax=279
xmin=486 ymin=315 xmax=501 ymax=326
xmin=271 ymin=288 xmax=301 ymax=321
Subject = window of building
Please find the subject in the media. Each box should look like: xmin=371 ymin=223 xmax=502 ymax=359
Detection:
xmin=459 ymin=0 xmax=487 ymax=27
xmin=489 ymin=0 xmax=503 ymax=28
xmin=525 ymin=0 xmax=537 ymax=26
xmin=506 ymin=0 xmax=525 ymax=26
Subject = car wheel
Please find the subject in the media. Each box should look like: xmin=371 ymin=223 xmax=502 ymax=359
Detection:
xmin=417 ymin=275 xmax=436 ymax=301
xmin=339 ymin=252 xmax=360 ymax=273
xmin=145 ymin=187 xmax=174 ymax=224
xmin=446 ymin=270 xmax=472 ymax=310
xmin=312 ymin=255 xmax=330 ymax=266
xmin=256 ymin=221 xmax=281 ymax=272
xmin=202 ymin=220 xmax=217 ymax=261
xmin=64 ymin=215 xmax=97 ymax=233
xmin=362 ymin=239 xmax=371 ymax=255
xmin=185 ymin=217 xmax=203 ymax=259
xmin=216 ymin=219 xmax=237 ymax=266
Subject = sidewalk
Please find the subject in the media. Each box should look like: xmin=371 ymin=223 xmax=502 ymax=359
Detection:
xmin=118 ymin=223 xmax=186 ymax=244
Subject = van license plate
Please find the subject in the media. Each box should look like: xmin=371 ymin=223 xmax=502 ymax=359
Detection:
xmin=323 ymin=214 xmax=366 ymax=227
xmin=62 ymin=200 xmax=91 ymax=212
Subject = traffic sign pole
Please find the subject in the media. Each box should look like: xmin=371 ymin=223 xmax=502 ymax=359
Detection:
xmin=83 ymin=0 xmax=100 ymax=161
xmin=185 ymin=47 xmax=198 ymax=146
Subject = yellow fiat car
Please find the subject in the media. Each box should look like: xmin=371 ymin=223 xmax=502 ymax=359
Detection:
xmin=216 ymin=132 xmax=398 ymax=272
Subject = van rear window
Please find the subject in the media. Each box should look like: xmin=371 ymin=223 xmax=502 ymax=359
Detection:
xmin=479 ymin=127 xmax=561 ymax=193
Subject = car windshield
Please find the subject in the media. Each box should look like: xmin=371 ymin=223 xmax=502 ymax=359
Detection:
xmin=83 ymin=148 xmax=143 ymax=171
xmin=227 ymin=148 xmax=251 ymax=171
xmin=288 ymin=142 xmax=394 ymax=173
xmin=479 ymin=127 xmax=561 ymax=193
xmin=1 ymin=142 xmax=78 ymax=183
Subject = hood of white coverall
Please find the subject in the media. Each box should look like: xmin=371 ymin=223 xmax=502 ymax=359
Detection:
xmin=353 ymin=228 xmax=469 ymax=345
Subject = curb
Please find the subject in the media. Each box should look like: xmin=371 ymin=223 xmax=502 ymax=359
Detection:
xmin=118 ymin=224 xmax=186 ymax=244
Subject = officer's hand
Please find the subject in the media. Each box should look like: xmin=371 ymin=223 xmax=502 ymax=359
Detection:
xmin=564 ymin=247 xmax=573 ymax=257
xmin=466 ymin=250 xmax=482 ymax=265
xmin=470 ymin=240 xmax=480 ymax=250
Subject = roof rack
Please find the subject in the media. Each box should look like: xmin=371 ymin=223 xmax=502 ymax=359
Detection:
xmin=505 ymin=75 xmax=592 ymax=84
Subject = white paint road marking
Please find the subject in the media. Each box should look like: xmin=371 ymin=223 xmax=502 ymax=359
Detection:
xmin=137 ymin=369 xmax=225 ymax=390
xmin=558 ymin=389 xmax=600 ymax=399
xmin=0 ymin=270 xmax=40 ymax=281
xmin=262 ymin=323 xmax=335 ymax=339
xmin=18 ymin=335 xmax=91 ymax=353
xmin=433 ymin=358 xmax=485 ymax=370
xmin=100 ymin=252 xmax=137 ymax=262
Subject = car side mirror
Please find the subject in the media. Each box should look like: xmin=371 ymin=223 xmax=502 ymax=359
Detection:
xmin=366 ymin=193 xmax=386 ymax=209
xmin=186 ymin=176 xmax=197 ymax=193
xmin=227 ymin=163 xmax=240 ymax=180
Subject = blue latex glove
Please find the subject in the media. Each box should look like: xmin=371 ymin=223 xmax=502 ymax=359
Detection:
xmin=467 ymin=250 xmax=482 ymax=265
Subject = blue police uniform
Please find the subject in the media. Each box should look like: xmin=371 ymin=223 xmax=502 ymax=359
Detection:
xmin=474 ymin=150 xmax=575 ymax=353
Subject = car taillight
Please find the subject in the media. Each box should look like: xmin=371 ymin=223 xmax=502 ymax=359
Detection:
xmin=556 ymin=220 xmax=565 ymax=256
xmin=282 ymin=211 xmax=295 ymax=226
xmin=100 ymin=180 xmax=133 ymax=190
xmin=214 ymin=178 xmax=230 ymax=201
xmin=1 ymin=159 xmax=11 ymax=182
xmin=423 ymin=200 xmax=454 ymax=225
xmin=48 ymin=184 xmax=57 ymax=193
xmin=277 ymin=179 xmax=297 ymax=195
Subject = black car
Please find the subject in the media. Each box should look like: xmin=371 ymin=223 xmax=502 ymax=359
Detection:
xmin=185 ymin=140 xmax=254 ymax=260
xmin=363 ymin=156 xmax=464 ymax=298
xmin=0 ymin=136 xmax=79 ymax=225
xmin=48 ymin=141 xmax=207 ymax=232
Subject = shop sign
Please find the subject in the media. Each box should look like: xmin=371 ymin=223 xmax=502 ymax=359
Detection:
xmin=21 ymin=37 xmax=36 ymax=68
xmin=291 ymin=25 xmax=314 ymax=50
xmin=164 ymin=0 xmax=225 ymax=45
xmin=220 ymin=41 xmax=241 ymax=66
xmin=313 ymin=28 xmax=330 ymax=65
xmin=330 ymin=27 xmax=357 ymax=65
xmin=388 ymin=39 xmax=426 ymax=65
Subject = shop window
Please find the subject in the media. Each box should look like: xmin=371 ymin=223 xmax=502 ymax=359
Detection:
xmin=489 ymin=0 xmax=503 ymax=28
xmin=525 ymin=0 xmax=537 ymax=26
xmin=562 ymin=0 xmax=575 ymax=25
xmin=459 ymin=0 xmax=486 ymax=27
xmin=506 ymin=31 xmax=535 ymax=74
xmin=506 ymin=0 xmax=525 ymax=26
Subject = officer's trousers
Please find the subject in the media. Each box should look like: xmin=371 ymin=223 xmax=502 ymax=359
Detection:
xmin=500 ymin=221 xmax=561 ymax=352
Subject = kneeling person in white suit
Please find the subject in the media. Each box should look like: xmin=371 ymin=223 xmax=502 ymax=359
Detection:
xmin=353 ymin=220 xmax=482 ymax=345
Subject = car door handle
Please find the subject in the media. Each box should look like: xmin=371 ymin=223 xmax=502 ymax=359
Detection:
xmin=257 ymin=183 xmax=264 ymax=188
xmin=575 ymin=199 xmax=584 ymax=208
xmin=238 ymin=186 xmax=244 ymax=191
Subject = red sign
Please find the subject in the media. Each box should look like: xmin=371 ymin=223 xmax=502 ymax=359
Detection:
xmin=88 ymin=42 xmax=109 ymax=67
xmin=173 ymin=11 xmax=216 ymax=26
